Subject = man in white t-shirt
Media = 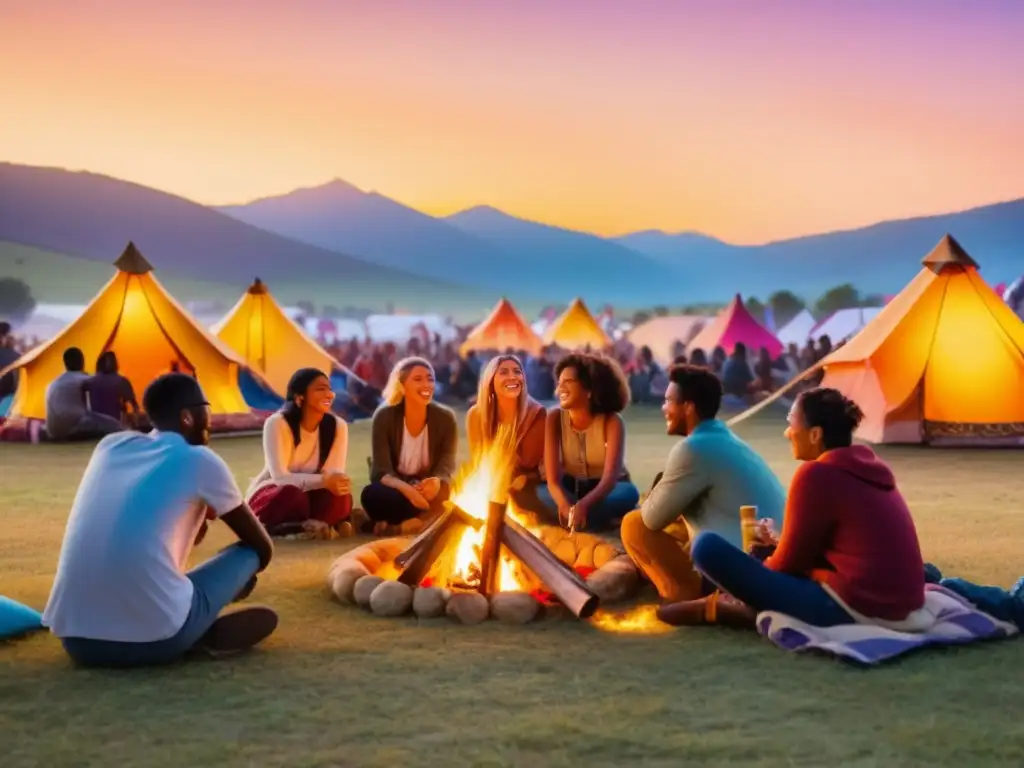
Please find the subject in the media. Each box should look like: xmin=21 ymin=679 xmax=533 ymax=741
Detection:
xmin=43 ymin=373 xmax=277 ymax=667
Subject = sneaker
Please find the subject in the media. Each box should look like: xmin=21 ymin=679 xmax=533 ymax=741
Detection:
xmin=197 ymin=606 xmax=279 ymax=658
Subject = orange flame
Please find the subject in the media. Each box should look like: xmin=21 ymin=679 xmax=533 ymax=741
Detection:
xmin=440 ymin=425 xmax=535 ymax=592
xmin=589 ymin=605 xmax=673 ymax=634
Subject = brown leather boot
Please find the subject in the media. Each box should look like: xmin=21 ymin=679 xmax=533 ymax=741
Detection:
xmin=656 ymin=592 xmax=756 ymax=630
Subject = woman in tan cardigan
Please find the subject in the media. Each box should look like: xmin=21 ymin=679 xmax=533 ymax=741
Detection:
xmin=360 ymin=357 xmax=458 ymax=535
xmin=465 ymin=354 xmax=546 ymax=515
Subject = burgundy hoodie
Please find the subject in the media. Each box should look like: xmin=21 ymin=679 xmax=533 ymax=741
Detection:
xmin=765 ymin=445 xmax=925 ymax=621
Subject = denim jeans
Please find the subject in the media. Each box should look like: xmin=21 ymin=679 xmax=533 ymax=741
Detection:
xmin=691 ymin=531 xmax=853 ymax=627
xmin=939 ymin=577 xmax=1024 ymax=629
xmin=61 ymin=544 xmax=261 ymax=667
xmin=535 ymin=475 xmax=640 ymax=531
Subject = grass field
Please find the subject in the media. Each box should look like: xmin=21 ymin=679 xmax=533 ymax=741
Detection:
xmin=2 ymin=406 xmax=1023 ymax=767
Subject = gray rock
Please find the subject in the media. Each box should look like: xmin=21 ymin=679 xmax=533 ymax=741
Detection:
xmin=369 ymin=580 xmax=414 ymax=617
xmin=332 ymin=564 xmax=370 ymax=604
xmin=412 ymin=587 xmax=449 ymax=618
xmin=445 ymin=592 xmax=490 ymax=625
xmin=490 ymin=591 xmax=540 ymax=624
xmin=353 ymin=575 xmax=384 ymax=607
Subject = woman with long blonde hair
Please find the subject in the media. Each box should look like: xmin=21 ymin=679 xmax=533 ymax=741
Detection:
xmin=465 ymin=354 xmax=546 ymax=513
xmin=360 ymin=357 xmax=458 ymax=535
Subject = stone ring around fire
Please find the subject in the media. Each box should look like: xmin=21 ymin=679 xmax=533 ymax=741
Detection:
xmin=326 ymin=529 xmax=642 ymax=625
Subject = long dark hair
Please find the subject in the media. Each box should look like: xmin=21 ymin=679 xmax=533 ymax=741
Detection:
xmin=281 ymin=367 xmax=337 ymax=471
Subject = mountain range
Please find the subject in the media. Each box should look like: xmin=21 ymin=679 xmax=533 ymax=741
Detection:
xmin=0 ymin=163 xmax=472 ymax=313
xmin=220 ymin=184 xmax=674 ymax=304
xmin=222 ymin=178 xmax=1023 ymax=304
xmin=1 ymin=162 xmax=1022 ymax=316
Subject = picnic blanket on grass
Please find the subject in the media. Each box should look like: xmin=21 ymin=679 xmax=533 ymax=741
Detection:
xmin=756 ymin=584 xmax=1017 ymax=665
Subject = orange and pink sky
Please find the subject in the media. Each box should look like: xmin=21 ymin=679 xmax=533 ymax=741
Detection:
xmin=1 ymin=0 xmax=1022 ymax=243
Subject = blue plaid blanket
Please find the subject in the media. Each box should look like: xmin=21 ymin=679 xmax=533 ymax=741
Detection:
xmin=756 ymin=584 xmax=1018 ymax=665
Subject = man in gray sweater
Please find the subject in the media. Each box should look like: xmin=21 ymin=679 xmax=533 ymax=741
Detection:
xmin=621 ymin=364 xmax=785 ymax=601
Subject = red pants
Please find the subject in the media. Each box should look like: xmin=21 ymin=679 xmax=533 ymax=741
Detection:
xmin=249 ymin=484 xmax=352 ymax=530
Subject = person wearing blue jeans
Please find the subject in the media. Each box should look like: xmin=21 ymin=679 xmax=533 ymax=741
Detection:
xmin=688 ymin=531 xmax=852 ymax=626
xmin=61 ymin=544 xmax=263 ymax=667
xmin=43 ymin=373 xmax=277 ymax=668
xmin=925 ymin=564 xmax=1024 ymax=629
xmin=658 ymin=388 xmax=926 ymax=630
xmin=540 ymin=352 xmax=639 ymax=531
xmin=536 ymin=475 xmax=640 ymax=531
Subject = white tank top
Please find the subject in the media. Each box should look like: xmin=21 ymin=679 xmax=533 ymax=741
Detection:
xmin=397 ymin=424 xmax=430 ymax=477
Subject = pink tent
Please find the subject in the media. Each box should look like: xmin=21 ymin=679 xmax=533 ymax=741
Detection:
xmin=688 ymin=294 xmax=783 ymax=357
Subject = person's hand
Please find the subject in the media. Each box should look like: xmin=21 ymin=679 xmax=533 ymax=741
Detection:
xmin=416 ymin=477 xmax=441 ymax=501
xmin=556 ymin=496 xmax=573 ymax=527
xmin=403 ymin=485 xmax=431 ymax=510
xmin=194 ymin=520 xmax=209 ymax=546
xmin=324 ymin=472 xmax=351 ymax=496
xmin=569 ymin=501 xmax=589 ymax=531
xmin=754 ymin=518 xmax=778 ymax=546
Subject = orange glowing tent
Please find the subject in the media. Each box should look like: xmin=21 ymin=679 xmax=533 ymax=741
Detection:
xmin=820 ymin=234 xmax=1024 ymax=446
xmin=460 ymin=298 xmax=543 ymax=357
xmin=1 ymin=243 xmax=258 ymax=421
xmin=214 ymin=278 xmax=357 ymax=396
xmin=542 ymin=298 xmax=611 ymax=350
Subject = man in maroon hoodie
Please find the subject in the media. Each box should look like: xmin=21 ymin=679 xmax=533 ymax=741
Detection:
xmin=658 ymin=387 xmax=926 ymax=628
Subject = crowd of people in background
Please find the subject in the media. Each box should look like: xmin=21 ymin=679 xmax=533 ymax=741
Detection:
xmin=315 ymin=330 xmax=840 ymax=411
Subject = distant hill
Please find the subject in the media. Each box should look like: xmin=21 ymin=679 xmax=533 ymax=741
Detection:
xmin=0 ymin=163 xmax=477 ymax=313
xmin=219 ymin=180 xmax=517 ymax=292
xmin=221 ymin=186 xmax=677 ymax=305
xmin=443 ymin=206 xmax=675 ymax=305
xmin=614 ymin=200 xmax=1024 ymax=300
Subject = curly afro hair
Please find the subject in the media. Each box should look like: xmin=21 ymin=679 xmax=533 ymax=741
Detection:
xmin=555 ymin=352 xmax=630 ymax=415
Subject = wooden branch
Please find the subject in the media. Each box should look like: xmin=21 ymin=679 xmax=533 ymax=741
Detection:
xmin=501 ymin=516 xmax=600 ymax=618
xmin=476 ymin=500 xmax=506 ymax=595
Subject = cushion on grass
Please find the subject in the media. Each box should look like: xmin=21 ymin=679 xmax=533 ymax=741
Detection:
xmin=0 ymin=596 xmax=44 ymax=638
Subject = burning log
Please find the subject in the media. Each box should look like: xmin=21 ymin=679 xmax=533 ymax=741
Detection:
xmin=394 ymin=503 xmax=480 ymax=569
xmin=396 ymin=505 xmax=479 ymax=587
xmin=476 ymin=500 xmax=507 ymax=595
xmin=501 ymin=516 xmax=600 ymax=619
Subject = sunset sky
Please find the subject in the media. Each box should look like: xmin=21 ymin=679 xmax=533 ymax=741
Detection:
xmin=1 ymin=0 xmax=1022 ymax=243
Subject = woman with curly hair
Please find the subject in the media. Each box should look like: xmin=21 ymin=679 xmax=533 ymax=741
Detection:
xmin=538 ymin=352 xmax=639 ymax=531
xmin=466 ymin=354 xmax=546 ymax=514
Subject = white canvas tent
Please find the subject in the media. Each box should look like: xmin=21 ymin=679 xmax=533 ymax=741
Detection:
xmin=776 ymin=309 xmax=816 ymax=346
xmin=811 ymin=307 xmax=882 ymax=344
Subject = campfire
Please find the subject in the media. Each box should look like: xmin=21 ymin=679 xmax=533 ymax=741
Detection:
xmin=393 ymin=428 xmax=600 ymax=617
xmin=328 ymin=427 xmax=642 ymax=625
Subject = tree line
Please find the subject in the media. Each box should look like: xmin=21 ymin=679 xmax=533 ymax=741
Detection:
xmin=631 ymin=283 xmax=885 ymax=329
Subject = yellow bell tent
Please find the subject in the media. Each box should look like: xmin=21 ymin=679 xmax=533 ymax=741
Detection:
xmin=1 ymin=243 xmax=261 ymax=424
xmin=542 ymin=298 xmax=611 ymax=350
xmin=820 ymin=234 xmax=1024 ymax=446
xmin=214 ymin=278 xmax=351 ymax=395
xmin=460 ymin=297 xmax=544 ymax=357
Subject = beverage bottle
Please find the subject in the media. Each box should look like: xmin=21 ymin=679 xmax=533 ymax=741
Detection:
xmin=739 ymin=505 xmax=758 ymax=553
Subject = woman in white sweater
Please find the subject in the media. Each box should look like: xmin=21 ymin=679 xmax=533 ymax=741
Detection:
xmin=248 ymin=368 xmax=353 ymax=537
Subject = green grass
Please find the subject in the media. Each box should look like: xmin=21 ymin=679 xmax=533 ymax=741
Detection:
xmin=2 ymin=407 xmax=1023 ymax=767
